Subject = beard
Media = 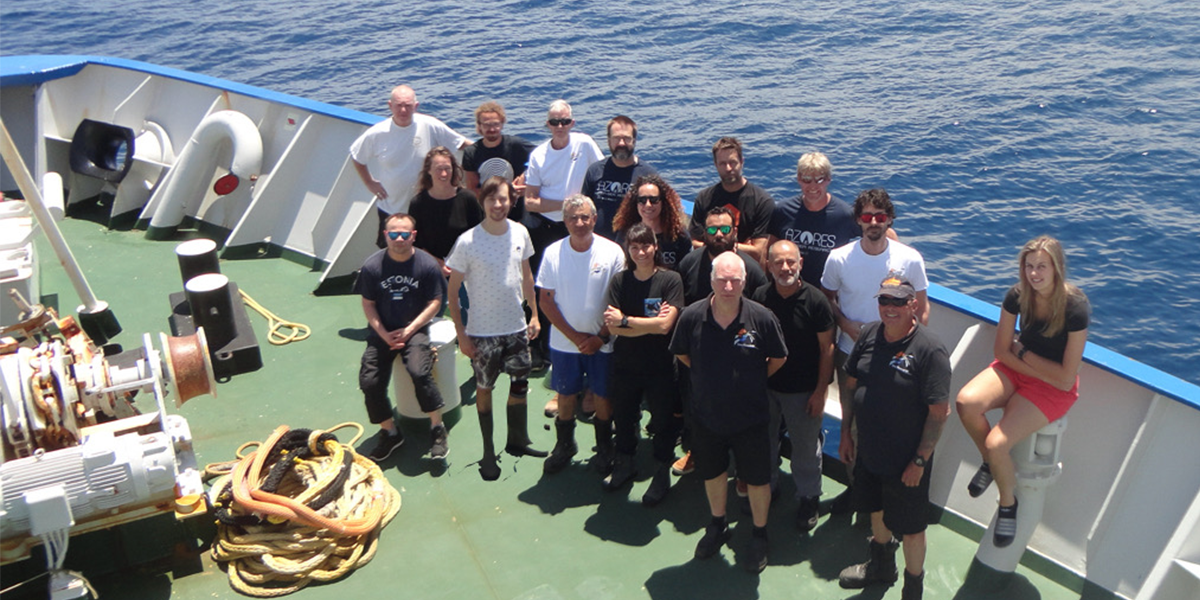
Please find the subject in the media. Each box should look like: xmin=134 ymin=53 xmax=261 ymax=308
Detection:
xmin=612 ymin=147 xmax=633 ymax=161
xmin=705 ymin=237 xmax=735 ymax=256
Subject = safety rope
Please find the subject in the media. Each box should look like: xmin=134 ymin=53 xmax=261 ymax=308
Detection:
xmin=239 ymin=289 xmax=312 ymax=345
xmin=207 ymin=422 xmax=401 ymax=597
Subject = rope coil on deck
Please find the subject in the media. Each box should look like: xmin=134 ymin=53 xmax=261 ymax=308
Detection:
xmin=207 ymin=423 xmax=401 ymax=597
xmin=239 ymin=289 xmax=312 ymax=345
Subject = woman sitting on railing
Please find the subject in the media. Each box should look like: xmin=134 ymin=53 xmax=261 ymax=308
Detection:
xmin=956 ymin=235 xmax=1090 ymax=548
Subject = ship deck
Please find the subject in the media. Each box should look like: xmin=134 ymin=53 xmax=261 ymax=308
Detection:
xmin=2 ymin=209 xmax=1113 ymax=600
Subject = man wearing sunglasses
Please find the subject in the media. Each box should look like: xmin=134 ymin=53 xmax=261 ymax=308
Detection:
xmin=769 ymin=152 xmax=897 ymax=287
xmin=678 ymin=207 xmax=769 ymax=305
xmin=355 ymin=213 xmax=449 ymax=463
xmin=687 ymin=137 xmax=776 ymax=263
xmin=581 ymin=116 xmax=657 ymax=239
xmin=836 ymin=275 xmax=950 ymax=600
xmin=350 ymin=85 xmax=469 ymax=247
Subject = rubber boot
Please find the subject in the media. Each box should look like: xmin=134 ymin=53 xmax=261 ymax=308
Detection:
xmin=591 ymin=418 xmax=614 ymax=475
xmin=901 ymin=569 xmax=924 ymax=600
xmin=543 ymin=419 xmax=577 ymax=474
xmin=642 ymin=461 xmax=672 ymax=507
xmin=505 ymin=403 xmax=547 ymax=457
xmin=478 ymin=411 xmax=500 ymax=481
xmin=602 ymin=452 xmax=636 ymax=491
xmin=838 ymin=537 xmax=899 ymax=589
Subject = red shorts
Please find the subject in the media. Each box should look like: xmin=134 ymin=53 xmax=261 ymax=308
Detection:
xmin=990 ymin=359 xmax=1079 ymax=422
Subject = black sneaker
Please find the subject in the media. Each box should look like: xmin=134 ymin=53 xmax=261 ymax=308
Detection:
xmin=694 ymin=522 xmax=731 ymax=560
xmin=429 ymin=424 xmax=449 ymax=460
xmin=994 ymin=499 xmax=1019 ymax=548
xmin=797 ymin=495 xmax=820 ymax=532
xmin=368 ymin=430 xmax=404 ymax=462
xmin=746 ymin=532 xmax=769 ymax=573
xmin=968 ymin=463 xmax=994 ymax=498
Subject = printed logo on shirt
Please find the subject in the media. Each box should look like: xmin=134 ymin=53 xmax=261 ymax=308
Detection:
xmin=382 ymin=274 xmax=420 ymax=302
xmin=889 ymin=352 xmax=915 ymax=376
xmin=783 ymin=228 xmax=839 ymax=251
xmin=733 ymin=328 xmax=758 ymax=349
xmin=591 ymin=261 xmax=608 ymax=275
xmin=643 ymin=297 xmax=663 ymax=317
xmin=661 ymin=251 xmax=678 ymax=265
xmin=721 ymin=203 xmax=743 ymax=229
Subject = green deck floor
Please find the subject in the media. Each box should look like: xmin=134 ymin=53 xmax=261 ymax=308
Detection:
xmin=5 ymin=212 xmax=1108 ymax=600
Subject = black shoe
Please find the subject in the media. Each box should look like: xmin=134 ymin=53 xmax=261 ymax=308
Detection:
xmin=592 ymin=443 xmax=614 ymax=476
xmin=479 ymin=455 xmax=500 ymax=481
xmin=994 ymin=499 xmax=1019 ymax=548
xmin=797 ymin=495 xmax=820 ymax=532
xmin=505 ymin=403 xmax=548 ymax=457
xmin=543 ymin=420 xmax=577 ymax=474
xmin=901 ymin=569 xmax=924 ymax=600
xmin=505 ymin=442 xmax=548 ymax=458
xmin=839 ymin=537 xmax=899 ymax=589
xmin=429 ymin=424 xmax=449 ymax=460
xmin=602 ymin=453 xmax=636 ymax=491
xmin=828 ymin=486 xmax=854 ymax=515
xmin=968 ymin=463 xmax=994 ymax=498
xmin=642 ymin=462 xmax=671 ymax=507
xmin=746 ymin=532 xmax=769 ymax=573
xmin=367 ymin=430 xmax=404 ymax=462
xmin=694 ymin=522 xmax=731 ymax=560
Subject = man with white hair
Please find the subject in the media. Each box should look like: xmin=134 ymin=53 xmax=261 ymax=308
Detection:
xmin=670 ymin=251 xmax=787 ymax=573
xmin=350 ymin=85 xmax=469 ymax=247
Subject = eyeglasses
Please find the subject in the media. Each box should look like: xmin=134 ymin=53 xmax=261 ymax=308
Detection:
xmin=636 ymin=195 xmax=660 ymax=205
xmin=547 ymin=118 xmax=574 ymax=127
xmin=478 ymin=120 xmax=503 ymax=129
xmin=705 ymin=225 xmax=732 ymax=235
xmin=611 ymin=135 xmax=634 ymax=144
xmin=877 ymin=296 xmax=910 ymax=307
xmin=799 ymin=175 xmax=829 ymax=184
xmin=859 ymin=213 xmax=889 ymax=224
xmin=386 ymin=230 xmax=414 ymax=241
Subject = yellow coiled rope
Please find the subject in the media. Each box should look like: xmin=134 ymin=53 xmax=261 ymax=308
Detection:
xmin=239 ymin=289 xmax=312 ymax=345
xmin=207 ymin=423 xmax=401 ymax=597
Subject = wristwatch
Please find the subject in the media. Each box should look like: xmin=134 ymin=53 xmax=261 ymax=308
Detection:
xmin=620 ymin=315 xmax=630 ymax=328
xmin=911 ymin=455 xmax=927 ymax=468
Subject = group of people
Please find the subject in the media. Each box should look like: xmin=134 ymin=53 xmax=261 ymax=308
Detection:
xmin=346 ymin=86 xmax=1091 ymax=597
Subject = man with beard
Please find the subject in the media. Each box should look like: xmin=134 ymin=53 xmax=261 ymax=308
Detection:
xmin=678 ymin=207 xmax=769 ymax=305
xmin=461 ymin=101 xmax=533 ymax=220
xmin=581 ymin=116 xmax=657 ymax=239
xmin=687 ymin=137 xmax=775 ymax=263
xmin=821 ymin=188 xmax=929 ymax=513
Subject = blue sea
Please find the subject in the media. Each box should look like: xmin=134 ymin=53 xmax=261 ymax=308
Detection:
xmin=3 ymin=0 xmax=1198 ymax=384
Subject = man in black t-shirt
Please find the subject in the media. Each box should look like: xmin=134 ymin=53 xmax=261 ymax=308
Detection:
xmin=581 ymin=115 xmax=657 ymax=239
xmin=678 ymin=207 xmax=768 ymax=304
xmin=354 ymin=213 xmax=449 ymax=463
xmin=752 ymin=240 xmax=836 ymax=532
xmin=462 ymin=101 xmax=531 ymax=220
xmin=687 ymin=137 xmax=775 ymax=263
xmin=836 ymin=275 xmax=950 ymax=600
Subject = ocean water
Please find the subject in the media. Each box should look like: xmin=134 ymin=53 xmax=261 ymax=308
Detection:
xmin=3 ymin=0 xmax=1198 ymax=384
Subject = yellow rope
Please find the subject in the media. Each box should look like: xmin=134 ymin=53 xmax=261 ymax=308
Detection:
xmin=239 ymin=289 xmax=312 ymax=345
xmin=208 ymin=423 xmax=401 ymax=598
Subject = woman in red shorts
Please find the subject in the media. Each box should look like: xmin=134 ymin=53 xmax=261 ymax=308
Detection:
xmin=956 ymin=236 xmax=1090 ymax=548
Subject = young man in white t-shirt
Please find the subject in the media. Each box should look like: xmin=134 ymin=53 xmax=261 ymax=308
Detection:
xmin=446 ymin=177 xmax=545 ymax=481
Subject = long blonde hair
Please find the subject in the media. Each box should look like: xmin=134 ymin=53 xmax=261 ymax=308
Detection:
xmin=1016 ymin=236 xmax=1084 ymax=337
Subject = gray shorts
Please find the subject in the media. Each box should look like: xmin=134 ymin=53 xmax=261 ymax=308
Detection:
xmin=469 ymin=331 xmax=531 ymax=390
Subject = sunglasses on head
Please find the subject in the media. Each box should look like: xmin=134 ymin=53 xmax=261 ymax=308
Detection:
xmin=877 ymin=296 xmax=910 ymax=306
xmin=705 ymin=225 xmax=733 ymax=235
xmin=386 ymin=230 xmax=414 ymax=241
xmin=547 ymin=118 xmax=574 ymax=127
xmin=636 ymin=195 xmax=661 ymax=205
xmin=859 ymin=213 xmax=889 ymax=224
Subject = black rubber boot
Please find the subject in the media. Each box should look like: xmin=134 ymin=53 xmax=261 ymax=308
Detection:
xmin=602 ymin=452 xmax=636 ymax=491
xmin=505 ymin=403 xmax=547 ymax=457
xmin=641 ymin=461 xmax=671 ymax=507
xmin=901 ymin=569 xmax=924 ymax=600
xmin=591 ymin=418 xmax=614 ymax=475
xmin=543 ymin=419 xmax=577 ymax=474
xmin=838 ymin=537 xmax=899 ymax=589
xmin=478 ymin=411 xmax=500 ymax=481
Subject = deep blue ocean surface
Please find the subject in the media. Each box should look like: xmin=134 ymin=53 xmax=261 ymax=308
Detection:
xmin=3 ymin=0 xmax=1198 ymax=384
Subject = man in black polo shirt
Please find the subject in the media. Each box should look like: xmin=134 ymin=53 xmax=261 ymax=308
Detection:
xmin=670 ymin=252 xmax=787 ymax=573
xmin=752 ymin=240 xmax=836 ymax=532
xmin=837 ymin=275 xmax=951 ymax=600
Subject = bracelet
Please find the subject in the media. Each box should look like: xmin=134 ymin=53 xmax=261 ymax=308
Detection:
xmin=1018 ymin=347 xmax=1028 ymax=361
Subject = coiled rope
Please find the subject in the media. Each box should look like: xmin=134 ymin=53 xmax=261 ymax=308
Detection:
xmin=207 ymin=423 xmax=401 ymax=597
xmin=239 ymin=289 xmax=312 ymax=345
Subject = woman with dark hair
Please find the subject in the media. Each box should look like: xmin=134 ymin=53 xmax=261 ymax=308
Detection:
xmin=600 ymin=223 xmax=685 ymax=504
xmin=956 ymin=235 xmax=1090 ymax=547
xmin=409 ymin=146 xmax=483 ymax=272
xmin=611 ymin=174 xmax=692 ymax=270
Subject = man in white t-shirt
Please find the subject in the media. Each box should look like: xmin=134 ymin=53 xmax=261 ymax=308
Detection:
xmin=821 ymin=187 xmax=929 ymax=512
xmin=535 ymin=194 xmax=625 ymax=476
xmin=350 ymin=85 xmax=469 ymax=246
xmin=446 ymin=176 xmax=545 ymax=481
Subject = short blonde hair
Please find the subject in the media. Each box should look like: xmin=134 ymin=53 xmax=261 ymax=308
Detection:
xmin=797 ymin=152 xmax=832 ymax=178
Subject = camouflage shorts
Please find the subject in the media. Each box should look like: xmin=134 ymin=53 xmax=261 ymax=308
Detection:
xmin=469 ymin=331 xmax=531 ymax=390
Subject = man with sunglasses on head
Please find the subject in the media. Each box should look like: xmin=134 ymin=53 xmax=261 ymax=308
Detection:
xmin=581 ymin=115 xmax=657 ymax=239
xmin=769 ymin=152 xmax=898 ymax=287
xmin=687 ymin=137 xmax=776 ymax=264
xmin=355 ymin=213 xmax=449 ymax=463
xmin=821 ymin=188 xmax=929 ymax=513
xmin=350 ymin=85 xmax=469 ymax=248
